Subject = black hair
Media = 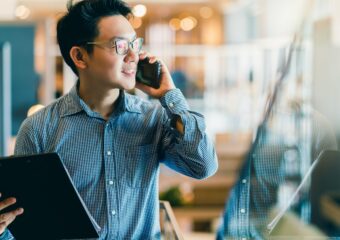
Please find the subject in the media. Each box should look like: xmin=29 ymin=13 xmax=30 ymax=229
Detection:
xmin=56 ymin=0 xmax=132 ymax=75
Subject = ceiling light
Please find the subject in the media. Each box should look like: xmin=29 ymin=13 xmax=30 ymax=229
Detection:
xmin=15 ymin=5 xmax=30 ymax=20
xmin=180 ymin=16 xmax=197 ymax=32
xmin=132 ymin=4 xmax=147 ymax=18
xmin=199 ymin=6 xmax=213 ymax=19
xmin=169 ymin=18 xmax=181 ymax=31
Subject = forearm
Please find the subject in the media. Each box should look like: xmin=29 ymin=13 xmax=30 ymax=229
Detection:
xmin=159 ymin=89 xmax=218 ymax=179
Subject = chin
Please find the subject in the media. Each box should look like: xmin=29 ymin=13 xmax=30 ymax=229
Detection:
xmin=124 ymin=84 xmax=135 ymax=91
xmin=122 ymin=79 xmax=136 ymax=91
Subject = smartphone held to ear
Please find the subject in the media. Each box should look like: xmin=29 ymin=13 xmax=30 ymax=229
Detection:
xmin=136 ymin=57 xmax=161 ymax=89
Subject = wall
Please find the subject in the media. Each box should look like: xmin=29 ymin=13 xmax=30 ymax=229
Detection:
xmin=0 ymin=23 xmax=38 ymax=135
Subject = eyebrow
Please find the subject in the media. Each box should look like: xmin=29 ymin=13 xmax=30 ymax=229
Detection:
xmin=109 ymin=35 xmax=137 ymax=42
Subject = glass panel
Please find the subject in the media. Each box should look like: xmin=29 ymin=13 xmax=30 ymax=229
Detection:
xmin=219 ymin=0 xmax=340 ymax=239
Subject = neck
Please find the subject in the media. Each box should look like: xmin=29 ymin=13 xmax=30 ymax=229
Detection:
xmin=78 ymin=78 xmax=121 ymax=120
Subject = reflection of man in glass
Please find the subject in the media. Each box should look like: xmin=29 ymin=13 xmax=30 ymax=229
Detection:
xmin=217 ymin=107 xmax=337 ymax=239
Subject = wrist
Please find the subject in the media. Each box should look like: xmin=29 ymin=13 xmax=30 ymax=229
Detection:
xmin=157 ymin=87 xmax=175 ymax=99
xmin=0 ymin=229 xmax=8 ymax=239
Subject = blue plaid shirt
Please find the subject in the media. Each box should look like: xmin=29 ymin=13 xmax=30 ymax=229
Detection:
xmin=1 ymin=83 xmax=218 ymax=240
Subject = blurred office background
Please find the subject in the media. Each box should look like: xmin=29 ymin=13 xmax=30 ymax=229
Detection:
xmin=1 ymin=0 xmax=340 ymax=239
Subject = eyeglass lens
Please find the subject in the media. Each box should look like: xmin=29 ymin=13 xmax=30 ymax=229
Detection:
xmin=115 ymin=38 xmax=142 ymax=55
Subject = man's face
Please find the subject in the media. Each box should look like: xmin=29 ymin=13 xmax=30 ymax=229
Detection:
xmin=84 ymin=15 xmax=139 ymax=90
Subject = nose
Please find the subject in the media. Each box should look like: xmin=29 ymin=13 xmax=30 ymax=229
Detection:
xmin=124 ymin=48 xmax=138 ymax=62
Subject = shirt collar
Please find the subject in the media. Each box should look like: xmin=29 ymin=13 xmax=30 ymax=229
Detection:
xmin=122 ymin=91 xmax=142 ymax=114
xmin=60 ymin=82 xmax=83 ymax=117
xmin=60 ymin=81 xmax=142 ymax=118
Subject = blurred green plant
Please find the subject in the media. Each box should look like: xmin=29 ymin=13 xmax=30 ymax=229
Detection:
xmin=159 ymin=186 xmax=186 ymax=207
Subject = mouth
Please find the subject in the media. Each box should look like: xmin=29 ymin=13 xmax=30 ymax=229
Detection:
xmin=122 ymin=66 xmax=136 ymax=77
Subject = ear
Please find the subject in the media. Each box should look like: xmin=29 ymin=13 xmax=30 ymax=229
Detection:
xmin=69 ymin=46 xmax=88 ymax=71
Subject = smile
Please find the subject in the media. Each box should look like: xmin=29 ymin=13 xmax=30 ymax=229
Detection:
xmin=122 ymin=69 xmax=135 ymax=74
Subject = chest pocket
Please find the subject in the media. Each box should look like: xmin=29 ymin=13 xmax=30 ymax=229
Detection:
xmin=125 ymin=144 xmax=158 ymax=188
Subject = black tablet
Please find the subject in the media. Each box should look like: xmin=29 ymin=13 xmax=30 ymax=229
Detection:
xmin=0 ymin=153 xmax=100 ymax=239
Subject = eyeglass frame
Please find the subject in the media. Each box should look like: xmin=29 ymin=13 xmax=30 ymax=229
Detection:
xmin=86 ymin=37 xmax=144 ymax=55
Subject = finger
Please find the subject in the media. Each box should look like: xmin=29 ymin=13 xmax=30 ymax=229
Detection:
xmin=0 ymin=215 xmax=16 ymax=234
xmin=138 ymin=51 xmax=148 ymax=60
xmin=0 ymin=222 xmax=6 ymax=234
xmin=148 ymin=56 xmax=158 ymax=64
xmin=0 ymin=198 xmax=16 ymax=211
xmin=156 ymin=59 xmax=170 ymax=75
xmin=13 ymin=207 xmax=24 ymax=216
xmin=5 ymin=209 xmax=22 ymax=225
xmin=0 ymin=208 xmax=23 ymax=224
xmin=0 ymin=212 xmax=11 ymax=223
xmin=0 ymin=209 xmax=24 ymax=235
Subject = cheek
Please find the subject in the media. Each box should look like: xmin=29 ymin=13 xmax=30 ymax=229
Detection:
xmin=110 ymin=62 xmax=123 ymax=79
xmin=92 ymin=52 xmax=121 ymax=72
xmin=108 ymin=57 xmax=122 ymax=73
xmin=97 ymin=60 xmax=121 ymax=79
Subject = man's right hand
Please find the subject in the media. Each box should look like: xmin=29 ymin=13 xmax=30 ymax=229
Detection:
xmin=0 ymin=193 xmax=24 ymax=235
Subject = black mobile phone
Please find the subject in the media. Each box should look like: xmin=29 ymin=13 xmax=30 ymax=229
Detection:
xmin=136 ymin=57 xmax=161 ymax=89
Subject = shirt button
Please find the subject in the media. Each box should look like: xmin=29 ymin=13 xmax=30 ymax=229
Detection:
xmin=240 ymin=208 xmax=246 ymax=214
xmin=111 ymin=210 xmax=116 ymax=216
xmin=107 ymin=151 xmax=112 ymax=156
xmin=169 ymin=102 xmax=174 ymax=108
xmin=108 ymin=180 xmax=114 ymax=185
xmin=242 ymin=179 xmax=247 ymax=184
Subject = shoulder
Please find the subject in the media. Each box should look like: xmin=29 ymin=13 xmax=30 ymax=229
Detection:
xmin=20 ymin=96 xmax=66 ymax=132
xmin=124 ymin=92 xmax=163 ymax=114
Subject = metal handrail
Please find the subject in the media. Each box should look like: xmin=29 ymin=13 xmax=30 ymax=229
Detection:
xmin=159 ymin=201 xmax=184 ymax=240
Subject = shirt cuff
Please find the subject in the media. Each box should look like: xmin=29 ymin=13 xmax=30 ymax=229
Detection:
xmin=0 ymin=229 xmax=13 ymax=240
xmin=159 ymin=89 xmax=189 ymax=117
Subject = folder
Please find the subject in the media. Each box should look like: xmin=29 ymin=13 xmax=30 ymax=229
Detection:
xmin=0 ymin=153 xmax=100 ymax=239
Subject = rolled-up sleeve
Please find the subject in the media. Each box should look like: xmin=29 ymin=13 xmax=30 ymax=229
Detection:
xmin=0 ymin=229 xmax=14 ymax=240
xmin=159 ymin=88 xmax=218 ymax=179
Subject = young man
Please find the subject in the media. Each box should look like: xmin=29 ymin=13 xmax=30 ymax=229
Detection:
xmin=0 ymin=0 xmax=218 ymax=239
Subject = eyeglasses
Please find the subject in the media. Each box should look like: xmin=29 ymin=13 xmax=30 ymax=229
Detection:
xmin=86 ymin=37 xmax=144 ymax=55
